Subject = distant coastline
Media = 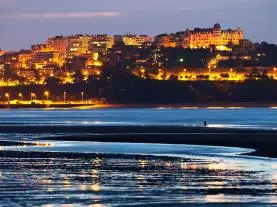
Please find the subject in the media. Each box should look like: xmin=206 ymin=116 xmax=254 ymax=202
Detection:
xmin=2 ymin=102 xmax=277 ymax=109
xmin=0 ymin=103 xmax=94 ymax=109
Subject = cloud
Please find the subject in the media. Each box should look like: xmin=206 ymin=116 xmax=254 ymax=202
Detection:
xmin=0 ymin=11 xmax=120 ymax=19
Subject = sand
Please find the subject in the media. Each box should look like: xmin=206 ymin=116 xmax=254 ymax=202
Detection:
xmin=15 ymin=125 xmax=275 ymax=158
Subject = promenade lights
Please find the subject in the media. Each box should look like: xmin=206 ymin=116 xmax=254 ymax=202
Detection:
xmin=44 ymin=91 xmax=49 ymax=101
xmin=18 ymin=93 xmax=23 ymax=100
xmin=63 ymin=92 xmax=67 ymax=103
xmin=31 ymin=92 xmax=36 ymax=101
xmin=5 ymin=93 xmax=9 ymax=102
xmin=81 ymin=92 xmax=84 ymax=102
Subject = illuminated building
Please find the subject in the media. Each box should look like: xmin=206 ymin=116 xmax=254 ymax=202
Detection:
xmin=155 ymin=24 xmax=244 ymax=51
xmin=17 ymin=70 xmax=36 ymax=83
xmin=122 ymin=35 xmax=153 ymax=47
xmin=155 ymin=32 xmax=187 ymax=48
xmin=47 ymin=36 xmax=69 ymax=58
xmin=1 ymin=52 xmax=20 ymax=71
xmin=0 ymin=63 xmax=4 ymax=76
xmin=155 ymin=34 xmax=177 ymax=48
xmin=0 ymin=49 xmax=4 ymax=56
xmin=18 ymin=51 xmax=32 ymax=69
xmin=67 ymin=35 xmax=90 ymax=58
xmin=90 ymin=35 xmax=114 ymax=54
xmin=31 ymin=44 xmax=48 ymax=52
xmin=184 ymin=23 xmax=244 ymax=50
xmin=31 ymin=51 xmax=59 ymax=69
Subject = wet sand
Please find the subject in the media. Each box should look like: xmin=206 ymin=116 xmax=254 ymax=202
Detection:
xmin=1 ymin=124 xmax=276 ymax=158
xmin=14 ymin=125 xmax=275 ymax=158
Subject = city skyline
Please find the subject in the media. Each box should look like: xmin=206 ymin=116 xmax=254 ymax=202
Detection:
xmin=0 ymin=0 xmax=277 ymax=51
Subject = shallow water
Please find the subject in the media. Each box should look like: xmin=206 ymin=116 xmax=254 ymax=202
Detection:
xmin=1 ymin=107 xmax=277 ymax=129
xmin=0 ymin=108 xmax=277 ymax=206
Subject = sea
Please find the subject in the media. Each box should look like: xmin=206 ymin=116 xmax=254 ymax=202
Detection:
xmin=0 ymin=108 xmax=276 ymax=207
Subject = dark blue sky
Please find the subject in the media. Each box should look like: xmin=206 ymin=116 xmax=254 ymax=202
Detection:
xmin=0 ymin=0 xmax=276 ymax=51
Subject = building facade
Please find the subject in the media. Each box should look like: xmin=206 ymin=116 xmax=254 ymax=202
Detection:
xmin=122 ymin=35 xmax=153 ymax=47
xmin=89 ymin=35 xmax=115 ymax=54
xmin=155 ymin=23 xmax=244 ymax=50
xmin=184 ymin=23 xmax=244 ymax=49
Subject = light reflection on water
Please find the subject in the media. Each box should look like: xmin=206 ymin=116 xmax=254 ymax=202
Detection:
xmin=0 ymin=108 xmax=277 ymax=206
xmin=0 ymin=141 xmax=276 ymax=206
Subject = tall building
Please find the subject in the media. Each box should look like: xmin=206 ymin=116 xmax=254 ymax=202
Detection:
xmin=67 ymin=35 xmax=90 ymax=58
xmin=89 ymin=35 xmax=115 ymax=54
xmin=184 ymin=23 xmax=244 ymax=50
xmin=47 ymin=36 xmax=69 ymax=57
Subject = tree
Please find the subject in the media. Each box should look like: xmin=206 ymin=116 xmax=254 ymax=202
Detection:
xmin=73 ymin=70 xmax=85 ymax=83
xmin=45 ymin=77 xmax=61 ymax=86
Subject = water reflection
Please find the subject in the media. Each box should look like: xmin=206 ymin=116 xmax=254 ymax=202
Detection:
xmin=0 ymin=150 xmax=276 ymax=206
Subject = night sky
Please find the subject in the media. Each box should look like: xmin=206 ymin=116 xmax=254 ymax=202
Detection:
xmin=0 ymin=0 xmax=276 ymax=51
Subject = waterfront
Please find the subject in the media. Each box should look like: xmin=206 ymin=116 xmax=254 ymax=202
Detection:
xmin=0 ymin=108 xmax=277 ymax=206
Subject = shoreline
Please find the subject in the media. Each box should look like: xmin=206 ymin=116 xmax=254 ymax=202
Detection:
xmin=2 ymin=102 xmax=277 ymax=109
xmin=0 ymin=103 xmax=95 ymax=109
xmin=1 ymin=125 xmax=276 ymax=158
xmin=92 ymin=102 xmax=277 ymax=109
xmin=24 ymin=125 xmax=277 ymax=158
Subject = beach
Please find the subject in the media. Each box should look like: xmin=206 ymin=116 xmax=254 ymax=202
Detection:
xmin=25 ymin=125 xmax=275 ymax=158
xmin=1 ymin=125 xmax=276 ymax=157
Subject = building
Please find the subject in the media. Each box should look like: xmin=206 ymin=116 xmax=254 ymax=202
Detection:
xmin=90 ymin=35 xmax=114 ymax=54
xmin=155 ymin=23 xmax=244 ymax=51
xmin=18 ymin=50 xmax=32 ymax=69
xmin=31 ymin=44 xmax=49 ymax=52
xmin=155 ymin=32 xmax=187 ymax=48
xmin=184 ymin=23 xmax=244 ymax=50
xmin=67 ymin=35 xmax=90 ymax=58
xmin=122 ymin=35 xmax=153 ymax=47
xmin=47 ymin=36 xmax=69 ymax=58
xmin=232 ymin=39 xmax=256 ymax=55
xmin=31 ymin=51 xmax=59 ymax=69
xmin=155 ymin=34 xmax=177 ymax=48
xmin=0 ymin=49 xmax=4 ymax=57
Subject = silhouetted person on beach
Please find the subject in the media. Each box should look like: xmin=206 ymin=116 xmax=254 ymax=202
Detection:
xmin=204 ymin=121 xmax=207 ymax=127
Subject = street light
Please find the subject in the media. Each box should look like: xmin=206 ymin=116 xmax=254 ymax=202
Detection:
xmin=31 ymin=92 xmax=36 ymax=101
xmin=18 ymin=93 xmax=23 ymax=101
xmin=81 ymin=92 xmax=84 ymax=102
xmin=5 ymin=93 xmax=9 ymax=102
xmin=44 ymin=91 xmax=49 ymax=101
xmin=63 ymin=91 xmax=67 ymax=103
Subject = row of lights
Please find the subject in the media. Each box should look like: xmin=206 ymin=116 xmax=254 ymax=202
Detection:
xmin=4 ymin=91 xmax=85 ymax=102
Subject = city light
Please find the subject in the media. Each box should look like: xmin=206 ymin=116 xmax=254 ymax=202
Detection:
xmin=18 ymin=93 xmax=23 ymax=100
xmin=64 ymin=91 xmax=67 ymax=103
xmin=81 ymin=92 xmax=84 ymax=102
xmin=5 ymin=93 xmax=10 ymax=102
xmin=44 ymin=91 xmax=49 ymax=101
xmin=0 ymin=23 xmax=275 ymax=94
xmin=31 ymin=92 xmax=36 ymax=101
